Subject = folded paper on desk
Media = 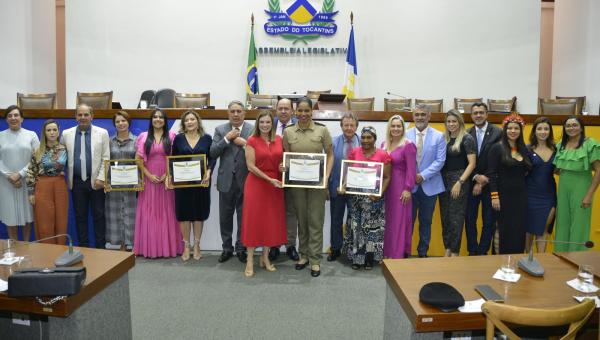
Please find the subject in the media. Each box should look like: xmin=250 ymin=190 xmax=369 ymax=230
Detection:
xmin=0 ymin=256 xmax=23 ymax=266
xmin=0 ymin=278 xmax=7 ymax=292
xmin=574 ymin=296 xmax=600 ymax=308
xmin=458 ymin=298 xmax=485 ymax=313
xmin=567 ymin=278 xmax=599 ymax=293
xmin=493 ymin=269 xmax=520 ymax=282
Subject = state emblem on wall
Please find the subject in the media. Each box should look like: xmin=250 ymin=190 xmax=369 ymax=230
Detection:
xmin=264 ymin=0 xmax=338 ymax=44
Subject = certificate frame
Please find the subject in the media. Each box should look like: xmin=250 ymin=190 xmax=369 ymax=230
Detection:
xmin=339 ymin=160 xmax=384 ymax=197
xmin=166 ymin=154 xmax=208 ymax=188
xmin=103 ymin=159 xmax=144 ymax=192
xmin=282 ymin=152 xmax=327 ymax=189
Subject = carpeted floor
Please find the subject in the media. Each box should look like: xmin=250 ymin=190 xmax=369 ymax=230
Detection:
xmin=129 ymin=252 xmax=386 ymax=340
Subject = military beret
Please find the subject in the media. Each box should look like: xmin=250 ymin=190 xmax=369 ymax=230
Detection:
xmin=419 ymin=282 xmax=465 ymax=312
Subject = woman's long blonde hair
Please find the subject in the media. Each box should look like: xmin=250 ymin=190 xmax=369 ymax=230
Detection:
xmin=35 ymin=119 xmax=60 ymax=162
xmin=444 ymin=109 xmax=467 ymax=153
xmin=384 ymin=115 xmax=407 ymax=152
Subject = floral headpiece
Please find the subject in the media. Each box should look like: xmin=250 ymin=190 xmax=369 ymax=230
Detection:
xmin=502 ymin=113 xmax=525 ymax=128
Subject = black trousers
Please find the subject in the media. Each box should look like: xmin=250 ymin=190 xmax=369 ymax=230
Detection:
xmin=71 ymin=177 xmax=106 ymax=248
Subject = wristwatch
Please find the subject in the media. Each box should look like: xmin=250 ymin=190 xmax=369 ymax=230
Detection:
xmin=458 ymin=178 xmax=465 ymax=184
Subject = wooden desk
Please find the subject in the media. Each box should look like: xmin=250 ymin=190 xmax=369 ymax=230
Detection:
xmin=382 ymin=254 xmax=598 ymax=339
xmin=555 ymin=251 xmax=600 ymax=279
xmin=0 ymin=240 xmax=135 ymax=339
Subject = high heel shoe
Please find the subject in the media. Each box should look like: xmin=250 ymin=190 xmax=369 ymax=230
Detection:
xmin=260 ymin=257 xmax=276 ymax=272
xmin=193 ymin=240 xmax=202 ymax=260
xmin=244 ymin=258 xmax=255 ymax=277
xmin=181 ymin=240 xmax=190 ymax=261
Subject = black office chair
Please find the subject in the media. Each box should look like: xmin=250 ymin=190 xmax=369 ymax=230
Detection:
xmin=137 ymin=90 xmax=156 ymax=109
xmin=153 ymin=88 xmax=176 ymax=108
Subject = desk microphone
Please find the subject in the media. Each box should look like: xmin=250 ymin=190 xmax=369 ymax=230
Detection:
xmin=386 ymin=92 xmax=412 ymax=111
xmin=1 ymin=234 xmax=84 ymax=267
xmin=518 ymin=239 xmax=594 ymax=277
xmin=386 ymin=91 xmax=408 ymax=99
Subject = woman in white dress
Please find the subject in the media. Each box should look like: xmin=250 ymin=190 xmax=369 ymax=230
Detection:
xmin=0 ymin=105 xmax=39 ymax=240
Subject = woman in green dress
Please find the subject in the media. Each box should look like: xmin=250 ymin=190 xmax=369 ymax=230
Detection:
xmin=554 ymin=116 xmax=600 ymax=252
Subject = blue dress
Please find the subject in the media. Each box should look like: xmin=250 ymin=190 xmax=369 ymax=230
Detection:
xmin=525 ymin=150 xmax=556 ymax=236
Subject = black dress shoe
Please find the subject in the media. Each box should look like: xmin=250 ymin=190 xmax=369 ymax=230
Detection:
xmin=286 ymin=246 xmax=299 ymax=261
xmin=327 ymin=249 xmax=341 ymax=262
xmin=310 ymin=265 xmax=321 ymax=277
xmin=364 ymin=253 xmax=374 ymax=270
xmin=268 ymin=247 xmax=280 ymax=261
xmin=351 ymin=263 xmax=361 ymax=270
xmin=218 ymin=251 xmax=233 ymax=263
xmin=237 ymin=251 xmax=248 ymax=263
xmin=418 ymin=254 xmax=428 ymax=258
xmin=295 ymin=260 xmax=309 ymax=270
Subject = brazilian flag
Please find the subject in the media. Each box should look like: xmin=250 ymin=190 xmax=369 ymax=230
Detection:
xmin=246 ymin=27 xmax=259 ymax=95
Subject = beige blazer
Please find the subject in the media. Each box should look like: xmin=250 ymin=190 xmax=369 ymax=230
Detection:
xmin=61 ymin=125 xmax=110 ymax=189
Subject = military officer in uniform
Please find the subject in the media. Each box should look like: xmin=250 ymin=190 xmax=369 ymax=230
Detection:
xmin=282 ymin=96 xmax=333 ymax=277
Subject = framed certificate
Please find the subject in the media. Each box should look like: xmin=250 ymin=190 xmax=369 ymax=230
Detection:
xmin=282 ymin=152 xmax=327 ymax=189
xmin=104 ymin=159 xmax=144 ymax=192
xmin=339 ymin=160 xmax=384 ymax=196
xmin=166 ymin=154 xmax=208 ymax=188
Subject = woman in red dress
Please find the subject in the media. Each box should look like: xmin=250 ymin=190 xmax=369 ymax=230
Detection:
xmin=241 ymin=111 xmax=287 ymax=277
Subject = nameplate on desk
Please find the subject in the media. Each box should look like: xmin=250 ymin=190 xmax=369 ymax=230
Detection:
xmin=421 ymin=317 xmax=433 ymax=323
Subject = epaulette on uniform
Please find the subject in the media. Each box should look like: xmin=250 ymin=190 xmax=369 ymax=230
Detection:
xmin=314 ymin=122 xmax=326 ymax=126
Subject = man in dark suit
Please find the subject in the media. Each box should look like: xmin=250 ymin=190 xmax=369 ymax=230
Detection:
xmin=210 ymin=100 xmax=253 ymax=263
xmin=269 ymin=98 xmax=300 ymax=261
xmin=464 ymin=102 xmax=502 ymax=255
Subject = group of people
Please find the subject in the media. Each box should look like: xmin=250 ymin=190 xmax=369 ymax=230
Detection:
xmin=1 ymin=100 xmax=599 ymax=278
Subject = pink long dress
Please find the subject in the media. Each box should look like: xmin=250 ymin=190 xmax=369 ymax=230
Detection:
xmin=383 ymin=141 xmax=417 ymax=258
xmin=133 ymin=131 xmax=183 ymax=258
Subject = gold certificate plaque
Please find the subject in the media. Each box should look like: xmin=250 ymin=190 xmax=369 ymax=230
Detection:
xmin=104 ymin=159 xmax=144 ymax=191
xmin=282 ymin=152 xmax=327 ymax=189
xmin=339 ymin=160 xmax=384 ymax=196
xmin=166 ymin=154 xmax=208 ymax=188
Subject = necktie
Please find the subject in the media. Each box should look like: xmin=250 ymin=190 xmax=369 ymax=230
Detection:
xmin=416 ymin=132 xmax=423 ymax=167
xmin=477 ymin=128 xmax=484 ymax=154
xmin=80 ymin=131 xmax=87 ymax=181
xmin=343 ymin=139 xmax=351 ymax=159
xmin=281 ymin=122 xmax=286 ymax=135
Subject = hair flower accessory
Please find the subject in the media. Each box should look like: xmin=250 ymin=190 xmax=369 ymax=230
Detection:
xmin=502 ymin=113 xmax=525 ymax=127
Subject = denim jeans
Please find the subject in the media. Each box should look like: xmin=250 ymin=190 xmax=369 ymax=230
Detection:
xmin=411 ymin=186 xmax=438 ymax=257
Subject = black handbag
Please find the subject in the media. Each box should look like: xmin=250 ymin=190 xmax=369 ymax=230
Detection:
xmin=7 ymin=267 xmax=86 ymax=298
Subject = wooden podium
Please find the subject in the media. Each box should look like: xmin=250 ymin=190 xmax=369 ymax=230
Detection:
xmin=0 ymin=240 xmax=135 ymax=339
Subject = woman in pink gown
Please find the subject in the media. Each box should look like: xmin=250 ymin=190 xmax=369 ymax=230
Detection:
xmin=382 ymin=115 xmax=417 ymax=258
xmin=133 ymin=109 xmax=183 ymax=257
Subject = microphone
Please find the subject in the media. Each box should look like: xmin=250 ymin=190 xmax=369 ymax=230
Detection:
xmin=518 ymin=239 xmax=594 ymax=277
xmin=386 ymin=92 xmax=412 ymax=111
xmin=1 ymin=234 xmax=84 ymax=267
xmin=386 ymin=91 xmax=408 ymax=99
